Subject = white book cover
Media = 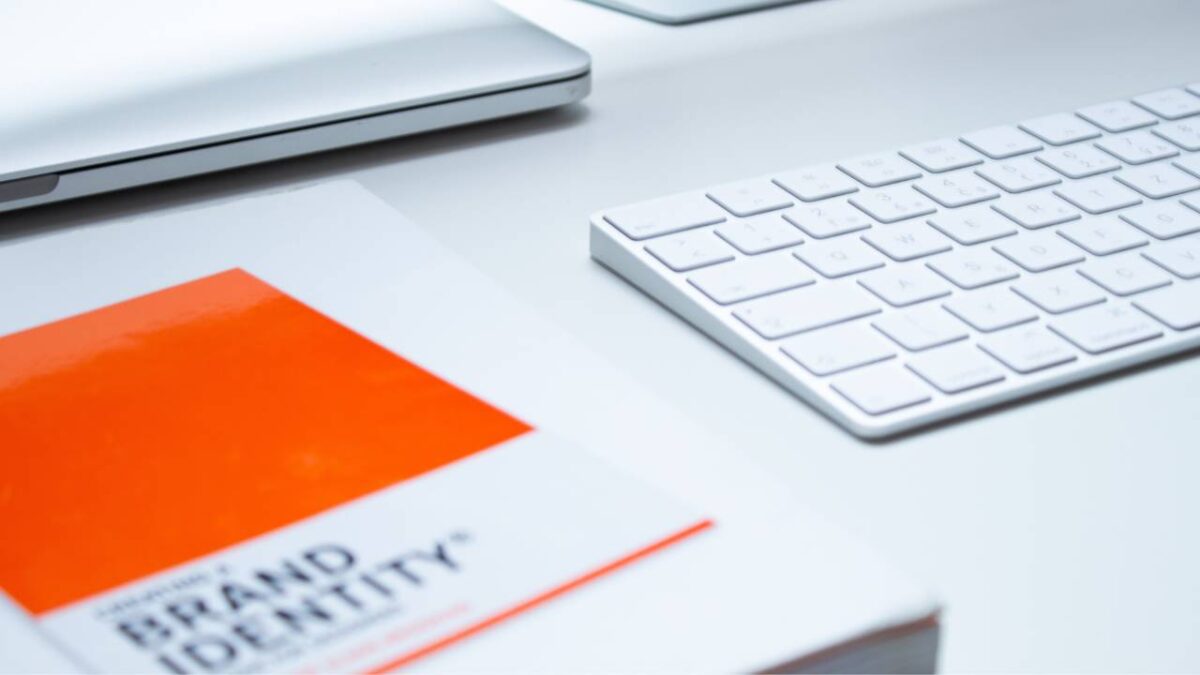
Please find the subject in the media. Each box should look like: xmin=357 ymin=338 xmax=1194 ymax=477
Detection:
xmin=0 ymin=182 xmax=938 ymax=673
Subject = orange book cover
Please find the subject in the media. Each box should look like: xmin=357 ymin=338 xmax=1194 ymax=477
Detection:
xmin=1 ymin=269 xmax=710 ymax=673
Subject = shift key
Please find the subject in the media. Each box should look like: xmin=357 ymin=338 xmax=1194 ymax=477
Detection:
xmin=734 ymin=283 xmax=881 ymax=339
xmin=1048 ymin=303 xmax=1163 ymax=354
xmin=604 ymin=193 xmax=727 ymax=240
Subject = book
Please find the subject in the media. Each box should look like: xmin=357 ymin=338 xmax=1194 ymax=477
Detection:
xmin=0 ymin=182 xmax=939 ymax=673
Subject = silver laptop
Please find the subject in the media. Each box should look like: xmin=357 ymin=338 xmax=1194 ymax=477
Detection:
xmin=0 ymin=0 xmax=590 ymax=213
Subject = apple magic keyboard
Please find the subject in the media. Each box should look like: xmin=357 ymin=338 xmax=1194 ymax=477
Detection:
xmin=590 ymin=83 xmax=1200 ymax=438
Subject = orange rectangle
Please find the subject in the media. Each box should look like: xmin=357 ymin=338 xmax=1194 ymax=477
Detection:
xmin=0 ymin=269 xmax=531 ymax=615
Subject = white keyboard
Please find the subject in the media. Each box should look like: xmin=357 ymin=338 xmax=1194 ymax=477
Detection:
xmin=590 ymin=83 xmax=1200 ymax=438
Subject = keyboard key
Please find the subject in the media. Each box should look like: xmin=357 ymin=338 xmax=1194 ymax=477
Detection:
xmin=1019 ymin=113 xmax=1101 ymax=146
xmin=1134 ymin=284 xmax=1200 ymax=330
xmin=645 ymin=229 xmax=735 ymax=271
xmin=1076 ymin=100 xmax=1158 ymax=132
xmin=1190 ymin=83 xmax=1200 ymax=97
xmin=783 ymin=202 xmax=872 ymax=239
xmin=831 ymin=363 xmax=932 ymax=415
xmin=1142 ymin=236 xmax=1200 ymax=278
xmin=994 ymin=232 xmax=1086 ymax=271
xmin=907 ymin=343 xmax=1005 ymax=393
xmin=926 ymin=248 xmax=1020 ymax=289
xmin=1153 ymin=119 xmax=1200 ymax=151
xmin=1049 ymin=303 xmax=1163 ymax=354
xmin=961 ymin=125 xmax=1043 ymax=159
xmin=1057 ymin=217 xmax=1148 ymax=256
xmin=1176 ymin=154 xmax=1200 ymax=179
xmin=1184 ymin=193 xmax=1200 ymax=213
xmin=734 ymin=283 xmax=881 ymax=339
xmin=715 ymin=214 xmax=805 ymax=254
xmin=861 ymin=222 xmax=953 ymax=261
xmin=899 ymin=139 xmax=982 ymax=173
xmin=913 ymin=172 xmax=1000 ymax=208
xmin=1011 ymin=270 xmax=1107 ymax=314
xmin=927 ymin=206 xmax=1018 ymax=245
xmin=1114 ymin=164 xmax=1200 ymax=199
xmin=1095 ymin=131 xmax=1179 ymax=165
xmin=976 ymin=157 xmax=1061 ymax=193
xmin=1132 ymin=88 xmax=1200 ymax=120
xmin=837 ymin=153 xmax=922 ymax=188
xmin=979 ymin=325 xmax=1077 ymax=374
xmin=1077 ymin=254 xmax=1173 ymax=296
xmin=773 ymin=165 xmax=859 ymax=202
xmin=992 ymin=192 xmax=1080 ymax=229
xmin=858 ymin=267 xmax=953 ymax=307
xmin=1036 ymin=145 xmax=1120 ymax=179
xmin=781 ymin=323 xmax=896 ymax=376
xmin=943 ymin=289 xmax=1038 ymax=332
xmin=707 ymin=180 xmax=794 ymax=216
xmin=606 ymin=193 xmax=726 ymax=240
xmin=1054 ymin=177 xmax=1142 ymax=215
xmin=849 ymin=186 xmax=937 ymax=223
xmin=872 ymin=305 xmax=968 ymax=351
xmin=795 ymin=238 xmax=886 ymax=277
xmin=688 ymin=254 xmax=814 ymax=304
xmin=1121 ymin=202 xmax=1200 ymax=239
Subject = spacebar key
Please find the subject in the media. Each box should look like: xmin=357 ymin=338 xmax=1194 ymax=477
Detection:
xmin=734 ymin=284 xmax=881 ymax=339
xmin=1048 ymin=303 xmax=1163 ymax=354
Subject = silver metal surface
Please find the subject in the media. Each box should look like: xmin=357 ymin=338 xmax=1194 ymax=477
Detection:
xmin=0 ymin=0 xmax=590 ymax=210
xmin=581 ymin=0 xmax=806 ymax=24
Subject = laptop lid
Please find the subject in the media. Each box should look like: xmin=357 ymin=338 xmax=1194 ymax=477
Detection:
xmin=0 ymin=0 xmax=590 ymax=183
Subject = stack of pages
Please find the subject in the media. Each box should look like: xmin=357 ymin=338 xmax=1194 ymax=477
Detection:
xmin=0 ymin=182 xmax=939 ymax=673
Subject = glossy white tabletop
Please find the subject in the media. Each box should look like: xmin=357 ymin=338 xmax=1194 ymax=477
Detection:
xmin=4 ymin=0 xmax=1199 ymax=670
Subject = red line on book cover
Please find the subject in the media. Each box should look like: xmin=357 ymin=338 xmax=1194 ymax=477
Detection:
xmin=363 ymin=519 xmax=715 ymax=673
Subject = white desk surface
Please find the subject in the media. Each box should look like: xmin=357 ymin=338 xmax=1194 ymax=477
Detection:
xmin=4 ymin=0 xmax=1200 ymax=670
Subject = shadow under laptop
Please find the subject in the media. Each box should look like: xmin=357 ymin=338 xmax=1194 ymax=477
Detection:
xmin=0 ymin=103 xmax=592 ymax=243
